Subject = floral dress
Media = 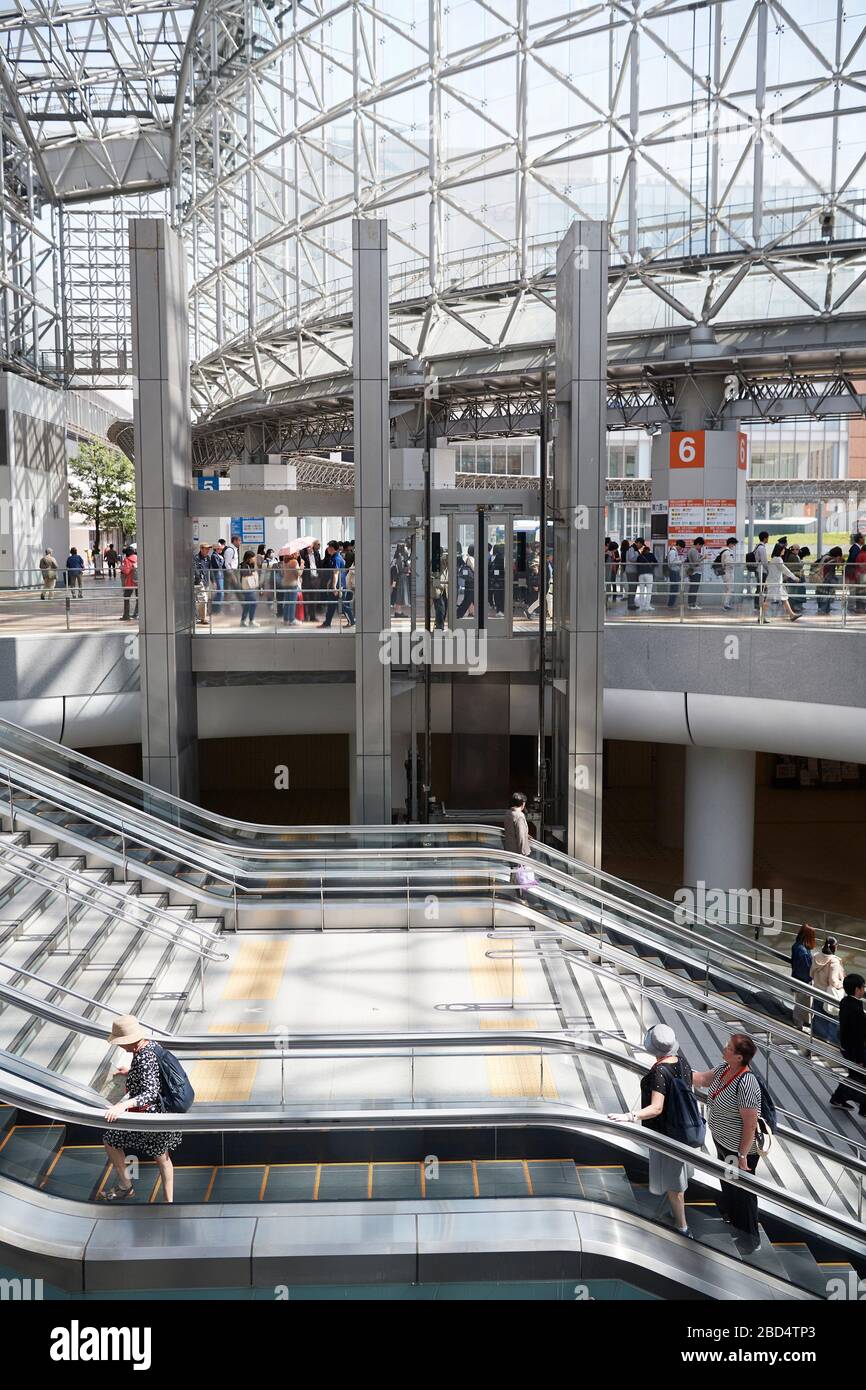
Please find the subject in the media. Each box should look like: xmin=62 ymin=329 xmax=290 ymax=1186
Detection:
xmin=103 ymin=1042 xmax=182 ymax=1158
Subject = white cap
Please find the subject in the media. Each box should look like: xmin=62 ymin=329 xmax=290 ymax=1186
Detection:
xmin=643 ymin=1023 xmax=678 ymax=1057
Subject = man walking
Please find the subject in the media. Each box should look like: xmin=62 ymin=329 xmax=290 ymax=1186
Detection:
xmin=753 ymin=530 xmax=770 ymax=613
xmin=39 ymin=548 xmax=58 ymax=599
xmin=685 ymin=537 xmax=705 ymax=609
xmin=624 ymin=536 xmax=641 ymax=612
xmin=120 ymin=546 xmax=138 ymax=621
xmin=222 ymin=534 xmax=240 ymax=609
xmin=830 ymin=974 xmax=866 ymax=1117
xmin=666 ymin=538 xmax=685 ymax=608
xmin=66 ymin=547 xmax=85 ymax=598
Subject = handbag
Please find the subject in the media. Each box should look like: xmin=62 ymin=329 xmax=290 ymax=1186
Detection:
xmin=241 ymin=572 xmax=259 ymax=591
xmin=512 ymin=865 xmax=537 ymax=888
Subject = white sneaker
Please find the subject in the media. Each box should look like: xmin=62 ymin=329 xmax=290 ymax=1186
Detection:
xmin=248 ymin=620 xmax=260 ymax=628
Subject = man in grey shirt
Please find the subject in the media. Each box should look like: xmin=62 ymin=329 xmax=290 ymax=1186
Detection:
xmin=503 ymin=792 xmax=530 ymax=856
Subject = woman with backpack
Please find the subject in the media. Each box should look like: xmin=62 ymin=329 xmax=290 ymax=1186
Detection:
xmin=692 ymin=1033 xmax=764 ymax=1249
xmin=101 ymin=1015 xmax=182 ymax=1202
xmin=609 ymin=1024 xmax=697 ymax=1238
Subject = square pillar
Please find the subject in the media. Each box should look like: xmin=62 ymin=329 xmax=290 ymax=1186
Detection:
xmin=130 ymin=218 xmax=198 ymax=801
xmin=552 ymin=221 xmax=607 ymax=864
xmin=352 ymin=218 xmax=391 ymax=822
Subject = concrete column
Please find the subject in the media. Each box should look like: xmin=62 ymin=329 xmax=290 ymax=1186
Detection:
xmin=651 ymin=426 xmax=748 ymax=559
xmin=683 ymin=745 xmax=755 ymax=891
xmin=352 ymin=218 xmax=391 ymax=822
xmin=552 ymin=220 xmax=607 ymax=863
xmin=130 ymin=219 xmax=198 ymax=800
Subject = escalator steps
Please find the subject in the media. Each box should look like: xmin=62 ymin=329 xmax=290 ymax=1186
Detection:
xmin=575 ymin=1165 xmax=637 ymax=1207
xmin=209 ymin=1165 xmax=269 ymax=1203
xmin=526 ymin=1160 xmax=582 ymax=1196
xmin=372 ymin=1164 xmax=424 ymax=1201
xmin=315 ymin=1164 xmax=370 ymax=1201
xmin=0 ymin=1125 xmax=62 ymax=1183
xmin=261 ymin=1165 xmax=319 ymax=1202
xmin=41 ymin=1145 xmax=108 ymax=1200
xmin=166 ymin=1167 xmax=216 ymax=1204
xmin=421 ymin=1161 xmax=475 ymax=1199
xmin=476 ymin=1161 xmax=531 ymax=1198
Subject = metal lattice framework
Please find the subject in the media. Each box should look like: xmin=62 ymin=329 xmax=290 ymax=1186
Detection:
xmin=0 ymin=1 xmax=195 ymax=382
xmin=0 ymin=0 xmax=196 ymax=200
xmin=173 ymin=0 xmax=866 ymax=423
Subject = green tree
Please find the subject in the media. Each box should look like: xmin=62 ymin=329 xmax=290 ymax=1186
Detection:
xmin=67 ymin=440 xmax=136 ymax=550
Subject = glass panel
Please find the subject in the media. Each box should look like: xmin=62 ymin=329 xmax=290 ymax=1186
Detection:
xmin=486 ymin=521 xmax=507 ymax=623
xmin=453 ymin=519 xmax=477 ymax=623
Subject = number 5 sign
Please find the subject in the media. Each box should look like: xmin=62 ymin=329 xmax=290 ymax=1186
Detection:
xmin=670 ymin=431 xmax=705 ymax=468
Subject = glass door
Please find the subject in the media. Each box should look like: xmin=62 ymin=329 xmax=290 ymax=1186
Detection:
xmin=484 ymin=513 xmax=511 ymax=634
xmin=448 ymin=514 xmax=479 ymax=629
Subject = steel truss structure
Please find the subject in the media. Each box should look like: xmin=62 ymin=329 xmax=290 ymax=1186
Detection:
xmin=173 ymin=0 xmax=866 ymax=424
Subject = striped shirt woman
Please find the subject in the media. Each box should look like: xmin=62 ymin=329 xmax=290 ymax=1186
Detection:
xmin=693 ymin=1033 xmax=763 ymax=1246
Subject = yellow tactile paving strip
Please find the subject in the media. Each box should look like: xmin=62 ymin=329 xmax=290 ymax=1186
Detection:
xmin=466 ymin=936 xmax=558 ymax=1099
xmin=190 ymin=1023 xmax=267 ymax=1102
xmin=480 ymin=1017 xmax=558 ymax=1099
xmin=221 ymin=938 xmax=290 ymax=1001
xmin=465 ymin=934 xmax=527 ymax=999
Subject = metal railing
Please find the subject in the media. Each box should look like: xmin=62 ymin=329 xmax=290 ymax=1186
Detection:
xmin=606 ymin=563 xmax=866 ymax=626
xmin=2 ymin=1055 xmax=864 ymax=1298
xmin=0 ymin=729 xmax=853 ymax=1039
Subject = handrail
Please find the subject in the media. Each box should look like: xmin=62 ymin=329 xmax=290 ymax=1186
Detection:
xmin=0 ymin=713 xmax=857 ymax=956
xmin=0 ymin=752 xmax=843 ymax=1027
xmin=2 ymin=1058 xmax=863 ymax=1262
xmin=0 ymin=744 xmax=817 ymax=980
xmin=0 ymin=841 xmax=227 ymax=961
xmin=1 ymin=896 xmax=862 ymax=1113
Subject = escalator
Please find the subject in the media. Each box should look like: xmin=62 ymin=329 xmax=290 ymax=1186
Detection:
xmin=0 ymin=1028 xmax=861 ymax=1295
xmin=0 ymin=1062 xmax=864 ymax=1300
xmin=0 ymin=717 xmax=864 ymax=1298
xmin=0 ymin=716 xmax=852 ymax=1048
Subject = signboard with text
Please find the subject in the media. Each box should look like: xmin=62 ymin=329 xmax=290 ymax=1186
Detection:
xmin=230 ymin=517 xmax=266 ymax=546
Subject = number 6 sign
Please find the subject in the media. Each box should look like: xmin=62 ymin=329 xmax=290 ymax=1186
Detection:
xmin=670 ymin=431 xmax=705 ymax=468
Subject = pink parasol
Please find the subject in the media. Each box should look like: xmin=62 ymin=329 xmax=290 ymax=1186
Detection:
xmin=278 ymin=535 xmax=317 ymax=558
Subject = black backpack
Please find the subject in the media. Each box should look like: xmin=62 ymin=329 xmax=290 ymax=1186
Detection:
xmin=663 ymin=1074 xmax=707 ymax=1148
xmin=151 ymin=1043 xmax=195 ymax=1113
xmin=711 ymin=550 xmax=726 ymax=576
xmin=744 ymin=551 xmax=757 ymax=574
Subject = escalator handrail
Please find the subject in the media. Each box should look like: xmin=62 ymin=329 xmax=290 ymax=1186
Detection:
xmin=2 ymin=715 xmax=849 ymax=947
xmin=0 ymin=744 xmax=825 ymax=1004
xmin=0 ymin=879 xmax=859 ymax=1093
xmin=0 ymin=971 xmax=862 ymax=1180
xmin=1 ymin=727 xmax=850 ymax=998
xmin=2 ymin=1059 xmax=864 ymax=1259
xmin=0 ymin=840 xmax=228 ymax=960
xmin=0 ymin=717 xmax=500 ymax=846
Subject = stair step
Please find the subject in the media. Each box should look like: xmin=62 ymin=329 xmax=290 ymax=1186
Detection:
xmin=41 ymin=1145 xmax=109 ymax=1201
xmin=576 ymin=1164 xmax=638 ymax=1209
xmin=736 ymin=1226 xmax=789 ymax=1280
xmin=772 ymin=1242 xmax=833 ymax=1297
xmin=0 ymin=1123 xmax=64 ymax=1184
xmin=684 ymin=1204 xmax=743 ymax=1257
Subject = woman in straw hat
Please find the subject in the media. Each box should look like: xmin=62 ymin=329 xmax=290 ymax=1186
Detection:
xmin=101 ymin=1015 xmax=182 ymax=1202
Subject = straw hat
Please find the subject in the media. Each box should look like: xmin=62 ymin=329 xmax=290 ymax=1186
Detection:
xmin=108 ymin=1015 xmax=149 ymax=1046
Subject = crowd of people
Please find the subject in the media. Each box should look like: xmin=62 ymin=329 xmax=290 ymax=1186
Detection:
xmin=191 ymin=536 xmax=356 ymax=629
xmin=36 ymin=543 xmax=137 ymax=619
xmin=604 ymin=530 xmax=866 ymax=619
